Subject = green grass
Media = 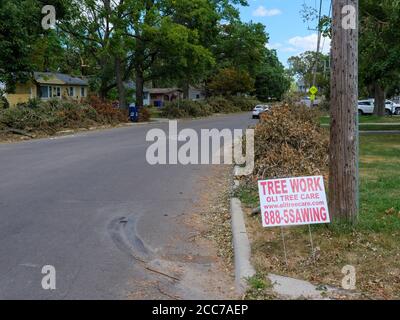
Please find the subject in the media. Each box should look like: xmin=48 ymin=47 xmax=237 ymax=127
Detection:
xmin=146 ymin=107 xmax=164 ymax=118
xmin=358 ymin=135 xmax=400 ymax=232
xmin=320 ymin=115 xmax=400 ymax=125
xmin=360 ymin=115 xmax=400 ymax=123
xmin=320 ymin=115 xmax=400 ymax=132
xmin=359 ymin=125 xmax=400 ymax=131
xmin=235 ymin=184 xmax=259 ymax=206
xmin=320 ymin=115 xmax=400 ymax=130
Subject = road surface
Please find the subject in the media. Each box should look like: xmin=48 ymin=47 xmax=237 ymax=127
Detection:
xmin=0 ymin=113 xmax=256 ymax=299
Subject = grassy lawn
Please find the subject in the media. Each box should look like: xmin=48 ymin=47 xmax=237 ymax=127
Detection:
xmin=321 ymin=115 xmax=400 ymax=124
xmin=239 ymin=134 xmax=400 ymax=299
xmin=359 ymin=135 xmax=400 ymax=231
xmin=146 ymin=106 xmax=164 ymax=118
xmin=320 ymin=115 xmax=400 ymax=131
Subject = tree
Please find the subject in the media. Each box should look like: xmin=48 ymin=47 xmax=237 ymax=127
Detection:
xmin=0 ymin=0 xmax=72 ymax=90
xmin=212 ymin=21 xmax=268 ymax=78
xmin=0 ymin=0 xmax=42 ymax=90
xmin=58 ymin=0 xmax=134 ymax=107
xmin=124 ymin=0 xmax=249 ymax=108
xmin=207 ymin=68 xmax=254 ymax=96
xmin=255 ymin=49 xmax=290 ymax=101
xmin=359 ymin=0 xmax=400 ymax=116
xmin=288 ymin=51 xmax=330 ymax=97
xmin=329 ymin=0 xmax=359 ymax=223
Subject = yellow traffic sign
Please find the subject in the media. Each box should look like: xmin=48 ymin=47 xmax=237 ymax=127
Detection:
xmin=309 ymin=86 xmax=318 ymax=95
xmin=310 ymin=94 xmax=316 ymax=101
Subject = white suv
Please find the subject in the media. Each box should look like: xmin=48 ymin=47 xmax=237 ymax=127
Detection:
xmin=252 ymin=105 xmax=270 ymax=119
xmin=358 ymin=99 xmax=396 ymax=115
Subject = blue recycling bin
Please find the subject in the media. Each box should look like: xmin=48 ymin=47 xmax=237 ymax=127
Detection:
xmin=129 ymin=104 xmax=138 ymax=122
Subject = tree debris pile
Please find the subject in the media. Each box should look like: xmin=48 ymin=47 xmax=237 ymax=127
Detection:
xmin=0 ymin=98 xmax=128 ymax=140
xmin=247 ymin=104 xmax=329 ymax=184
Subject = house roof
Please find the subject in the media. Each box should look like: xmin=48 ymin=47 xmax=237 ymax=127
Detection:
xmin=34 ymin=72 xmax=89 ymax=86
xmin=147 ymin=88 xmax=183 ymax=94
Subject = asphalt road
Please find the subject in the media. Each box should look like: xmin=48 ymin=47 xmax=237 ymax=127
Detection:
xmin=0 ymin=113 xmax=256 ymax=300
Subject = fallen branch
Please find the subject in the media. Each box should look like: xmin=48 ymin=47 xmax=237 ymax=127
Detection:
xmin=2 ymin=128 xmax=35 ymax=138
xmin=144 ymin=266 xmax=180 ymax=282
xmin=157 ymin=283 xmax=181 ymax=300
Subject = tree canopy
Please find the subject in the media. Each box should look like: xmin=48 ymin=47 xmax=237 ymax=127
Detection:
xmin=0 ymin=0 xmax=290 ymax=105
xmin=359 ymin=0 xmax=400 ymax=115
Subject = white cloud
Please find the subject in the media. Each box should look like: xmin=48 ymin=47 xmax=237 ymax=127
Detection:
xmin=266 ymin=43 xmax=282 ymax=50
xmin=253 ymin=6 xmax=282 ymax=17
xmin=287 ymin=34 xmax=331 ymax=54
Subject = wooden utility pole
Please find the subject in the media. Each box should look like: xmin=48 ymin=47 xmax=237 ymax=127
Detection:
xmin=329 ymin=0 xmax=359 ymax=223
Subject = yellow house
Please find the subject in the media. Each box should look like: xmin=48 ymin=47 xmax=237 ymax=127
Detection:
xmin=5 ymin=72 xmax=89 ymax=107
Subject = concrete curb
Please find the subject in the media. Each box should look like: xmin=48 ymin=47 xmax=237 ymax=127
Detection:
xmin=230 ymin=197 xmax=256 ymax=294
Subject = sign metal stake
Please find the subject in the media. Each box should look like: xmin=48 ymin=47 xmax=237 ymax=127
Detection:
xmin=308 ymin=224 xmax=316 ymax=264
xmin=280 ymin=227 xmax=289 ymax=268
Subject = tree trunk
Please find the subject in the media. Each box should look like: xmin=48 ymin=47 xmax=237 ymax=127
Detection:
xmin=183 ymin=82 xmax=190 ymax=99
xmin=135 ymin=70 xmax=144 ymax=108
xmin=99 ymin=83 xmax=108 ymax=100
xmin=373 ymin=82 xmax=386 ymax=116
xmin=134 ymin=29 xmax=145 ymax=109
xmin=329 ymin=0 xmax=359 ymax=224
xmin=115 ymin=57 xmax=127 ymax=109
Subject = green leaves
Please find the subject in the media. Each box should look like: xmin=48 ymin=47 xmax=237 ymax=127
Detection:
xmin=0 ymin=0 xmax=43 ymax=89
xmin=359 ymin=0 xmax=400 ymax=92
xmin=208 ymin=68 xmax=254 ymax=96
xmin=256 ymin=50 xmax=290 ymax=101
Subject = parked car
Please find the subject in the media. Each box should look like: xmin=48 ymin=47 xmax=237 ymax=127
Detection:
xmin=358 ymin=99 xmax=397 ymax=115
xmin=386 ymin=100 xmax=400 ymax=115
xmin=252 ymin=105 xmax=270 ymax=119
xmin=300 ymin=96 xmax=320 ymax=107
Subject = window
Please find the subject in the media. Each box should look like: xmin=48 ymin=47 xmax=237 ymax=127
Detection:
xmin=69 ymin=87 xmax=74 ymax=96
xmin=56 ymin=87 xmax=61 ymax=97
xmin=40 ymin=86 xmax=49 ymax=98
xmin=81 ymin=87 xmax=85 ymax=97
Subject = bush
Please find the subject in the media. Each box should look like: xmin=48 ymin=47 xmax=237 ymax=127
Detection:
xmin=138 ymin=107 xmax=151 ymax=122
xmin=228 ymin=96 xmax=261 ymax=111
xmin=0 ymin=95 xmax=9 ymax=110
xmin=17 ymin=98 xmax=41 ymax=109
xmin=206 ymin=96 xmax=240 ymax=113
xmin=159 ymin=96 xmax=263 ymax=118
xmin=162 ymin=100 xmax=213 ymax=118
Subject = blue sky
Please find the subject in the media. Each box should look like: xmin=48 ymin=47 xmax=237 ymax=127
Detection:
xmin=238 ymin=0 xmax=332 ymax=66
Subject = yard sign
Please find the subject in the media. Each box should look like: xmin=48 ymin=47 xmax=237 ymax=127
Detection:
xmin=258 ymin=176 xmax=330 ymax=228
